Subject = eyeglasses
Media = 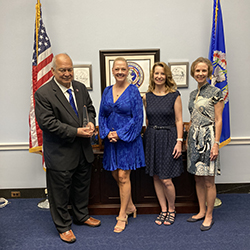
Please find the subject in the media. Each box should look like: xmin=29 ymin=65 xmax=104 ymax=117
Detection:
xmin=57 ymin=68 xmax=73 ymax=73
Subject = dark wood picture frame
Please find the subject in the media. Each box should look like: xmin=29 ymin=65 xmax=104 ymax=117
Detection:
xmin=99 ymin=49 xmax=160 ymax=95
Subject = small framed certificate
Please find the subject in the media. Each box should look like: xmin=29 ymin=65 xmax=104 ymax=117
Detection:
xmin=73 ymin=64 xmax=93 ymax=91
xmin=168 ymin=62 xmax=189 ymax=88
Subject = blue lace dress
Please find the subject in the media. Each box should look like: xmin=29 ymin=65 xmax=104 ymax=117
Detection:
xmin=99 ymin=84 xmax=145 ymax=171
xmin=143 ymin=91 xmax=183 ymax=179
xmin=187 ymin=83 xmax=223 ymax=176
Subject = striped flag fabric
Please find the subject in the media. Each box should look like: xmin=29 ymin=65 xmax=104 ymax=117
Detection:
xmin=209 ymin=0 xmax=231 ymax=147
xmin=29 ymin=0 xmax=53 ymax=167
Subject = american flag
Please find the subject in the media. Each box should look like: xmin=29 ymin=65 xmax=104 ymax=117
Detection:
xmin=29 ymin=0 xmax=53 ymax=168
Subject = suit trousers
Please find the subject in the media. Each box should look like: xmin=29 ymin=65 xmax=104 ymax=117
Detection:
xmin=46 ymin=153 xmax=92 ymax=233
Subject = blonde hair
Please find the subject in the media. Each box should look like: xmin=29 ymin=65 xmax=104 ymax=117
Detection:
xmin=148 ymin=62 xmax=177 ymax=93
xmin=190 ymin=57 xmax=213 ymax=78
xmin=112 ymin=57 xmax=128 ymax=69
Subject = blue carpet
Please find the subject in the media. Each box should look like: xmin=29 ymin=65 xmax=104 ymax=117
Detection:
xmin=1 ymin=194 xmax=250 ymax=250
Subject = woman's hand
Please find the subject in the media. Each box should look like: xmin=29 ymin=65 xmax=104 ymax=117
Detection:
xmin=210 ymin=143 xmax=219 ymax=161
xmin=108 ymin=131 xmax=119 ymax=143
xmin=172 ymin=141 xmax=182 ymax=159
xmin=211 ymin=100 xmax=223 ymax=161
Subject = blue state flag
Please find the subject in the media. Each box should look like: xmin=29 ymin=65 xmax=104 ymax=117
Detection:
xmin=209 ymin=0 xmax=231 ymax=147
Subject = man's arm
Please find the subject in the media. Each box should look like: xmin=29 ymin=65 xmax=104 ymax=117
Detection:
xmin=35 ymin=89 xmax=77 ymax=143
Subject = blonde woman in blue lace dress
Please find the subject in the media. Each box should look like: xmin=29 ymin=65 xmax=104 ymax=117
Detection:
xmin=99 ymin=57 xmax=145 ymax=233
xmin=186 ymin=57 xmax=224 ymax=231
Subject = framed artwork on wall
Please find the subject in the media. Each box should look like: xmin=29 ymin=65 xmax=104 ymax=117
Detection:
xmin=99 ymin=49 xmax=160 ymax=95
xmin=168 ymin=62 xmax=189 ymax=88
xmin=73 ymin=64 xmax=93 ymax=90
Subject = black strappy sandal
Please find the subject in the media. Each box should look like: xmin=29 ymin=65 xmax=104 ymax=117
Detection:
xmin=164 ymin=211 xmax=176 ymax=226
xmin=155 ymin=212 xmax=167 ymax=225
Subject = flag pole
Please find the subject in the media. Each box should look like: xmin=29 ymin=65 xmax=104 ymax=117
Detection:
xmin=214 ymin=1 xmax=222 ymax=208
xmin=35 ymin=0 xmax=41 ymax=61
xmin=209 ymin=0 xmax=230 ymax=207
xmin=30 ymin=0 xmax=53 ymax=209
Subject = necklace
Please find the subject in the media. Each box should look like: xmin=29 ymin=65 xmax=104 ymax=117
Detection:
xmin=113 ymin=82 xmax=129 ymax=100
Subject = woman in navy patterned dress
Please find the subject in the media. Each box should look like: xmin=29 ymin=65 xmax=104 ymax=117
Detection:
xmin=186 ymin=57 xmax=224 ymax=231
xmin=143 ymin=62 xmax=183 ymax=226
xmin=99 ymin=57 xmax=145 ymax=233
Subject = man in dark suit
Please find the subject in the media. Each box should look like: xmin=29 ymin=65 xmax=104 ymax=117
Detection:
xmin=35 ymin=53 xmax=100 ymax=243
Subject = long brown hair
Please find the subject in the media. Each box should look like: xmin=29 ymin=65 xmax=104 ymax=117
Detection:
xmin=148 ymin=62 xmax=177 ymax=93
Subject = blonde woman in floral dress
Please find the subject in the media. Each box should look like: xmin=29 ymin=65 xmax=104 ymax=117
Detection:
xmin=186 ymin=57 xmax=224 ymax=231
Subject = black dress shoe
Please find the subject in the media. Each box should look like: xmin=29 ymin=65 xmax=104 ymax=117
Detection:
xmin=187 ymin=216 xmax=205 ymax=222
xmin=200 ymin=220 xmax=214 ymax=231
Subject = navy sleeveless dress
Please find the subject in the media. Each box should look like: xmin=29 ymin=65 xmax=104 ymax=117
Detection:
xmin=143 ymin=91 xmax=183 ymax=179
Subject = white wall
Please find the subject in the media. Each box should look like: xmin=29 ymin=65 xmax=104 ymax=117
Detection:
xmin=0 ymin=0 xmax=249 ymax=188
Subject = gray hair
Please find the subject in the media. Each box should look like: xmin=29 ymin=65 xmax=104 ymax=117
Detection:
xmin=51 ymin=53 xmax=71 ymax=69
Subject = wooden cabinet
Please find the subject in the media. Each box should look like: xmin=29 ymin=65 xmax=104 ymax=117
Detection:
xmin=88 ymin=149 xmax=198 ymax=215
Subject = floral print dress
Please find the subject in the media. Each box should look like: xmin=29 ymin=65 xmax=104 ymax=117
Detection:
xmin=187 ymin=83 xmax=223 ymax=176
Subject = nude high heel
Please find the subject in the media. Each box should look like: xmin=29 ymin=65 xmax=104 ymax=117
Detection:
xmin=126 ymin=208 xmax=137 ymax=218
xmin=114 ymin=215 xmax=128 ymax=233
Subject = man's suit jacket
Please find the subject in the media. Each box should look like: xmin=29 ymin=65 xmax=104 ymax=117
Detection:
xmin=35 ymin=78 xmax=96 ymax=171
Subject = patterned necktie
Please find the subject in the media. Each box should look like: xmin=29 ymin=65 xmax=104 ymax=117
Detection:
xmin=67 ymin=89 xmax=78 ymax=117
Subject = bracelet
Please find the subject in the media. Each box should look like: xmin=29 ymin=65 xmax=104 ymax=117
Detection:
xmin=177 ymin=138 xmax=183 ymax=142
xmin=215 ymin=141 xmax=220 ymax=146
